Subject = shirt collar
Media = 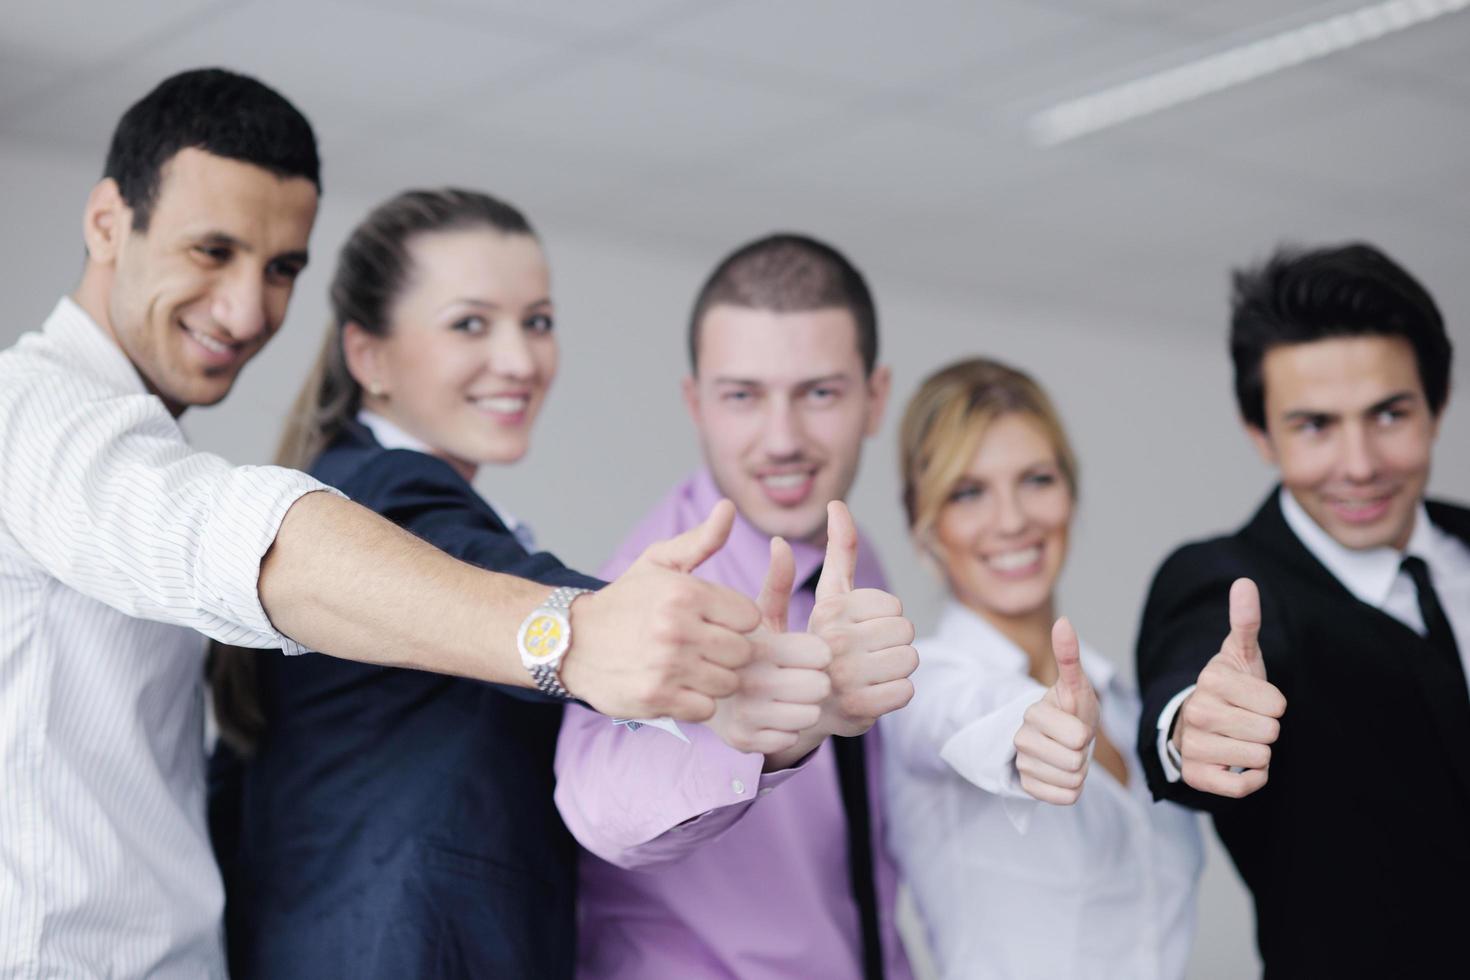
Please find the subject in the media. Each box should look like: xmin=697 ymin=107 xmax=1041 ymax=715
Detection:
xmin=1278 ymin=486 xmax=1429 ymax=609
xmin=45 ymin=296 xmax=151 ymax=396
xmin=688 ymin=467 xmax=828 ymax=590
xmin=357 ymin=408 xmax=434 ymax=454
xmin=357 ymin=409 xmax=535 ymax=549
xmin=934 ymin=599 xmax=1117 ymax=691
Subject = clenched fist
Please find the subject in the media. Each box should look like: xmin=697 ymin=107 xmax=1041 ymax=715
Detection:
xmin=1014 ymin=617 xmax=1099 ymax=805
xmin=1174 ymin=578 xmax=1286 ymax=799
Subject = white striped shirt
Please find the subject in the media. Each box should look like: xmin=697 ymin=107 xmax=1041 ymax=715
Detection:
xmin=0 ymin=298 xmax=331 ymax=977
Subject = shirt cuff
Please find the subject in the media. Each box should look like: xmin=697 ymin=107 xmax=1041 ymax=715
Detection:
xmin=939 ymin=687 xmax=1042 ymax=833
xmin=195 ymin=467 xmax=342 ymax=656
xmin=1155 ymin=685 xmax=1195 ymax=783
xmin=612 ymin=717 xmax=689 ymax=743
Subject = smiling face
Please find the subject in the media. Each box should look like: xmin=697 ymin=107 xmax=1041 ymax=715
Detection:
xmin=89 ymin=147 xmax=318 ymax=414
xmin=931 ymin=413 xmax=1074 ymax=625
xmin=1248 ymin=334 xmax=1439 ymax=551
xmin=344 ymin=228 xmax=557 ymax=480
xmin=683 ymin=304 xmax=889 ymax=543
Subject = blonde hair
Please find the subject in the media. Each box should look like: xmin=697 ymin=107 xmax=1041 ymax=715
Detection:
xmin=899 ymin=357 xmax=1078 ymax=546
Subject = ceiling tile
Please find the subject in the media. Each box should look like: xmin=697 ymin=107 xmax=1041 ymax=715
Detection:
xmin=346 ymin=0 xmax=716 ymax=37
xmin=1341 ymin=11 xmax=1470 ymax=96
xmin=1 ymin=0 xmax=222 ymax=60
xmin=416 ymin=55 xmax=847 ymax=173
xmin=645 ymin=0 xmax=1086 ymax=96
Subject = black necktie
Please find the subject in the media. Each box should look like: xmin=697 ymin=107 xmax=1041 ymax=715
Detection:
xmin=801 ymin=565 xmax=884 ymax=980
xmin=1401 ymin=555 xmax=1461 ymax=667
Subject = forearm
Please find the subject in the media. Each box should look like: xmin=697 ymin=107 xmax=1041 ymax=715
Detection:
xmin=259 ymin=490 xmax=549 ymax=686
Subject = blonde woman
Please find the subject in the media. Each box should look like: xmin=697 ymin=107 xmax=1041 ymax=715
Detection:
xmin=882 ymin=357 xmax=1202 ymax=980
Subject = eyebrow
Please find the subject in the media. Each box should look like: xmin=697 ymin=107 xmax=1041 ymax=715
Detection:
xmin=440 ymin=297 xmax=553 ymax=314
xmin=1366 ymin=391 xmax=1417 ymax=413
xmin=1281 ymin=390 xmax=1419 ymax=423
xmin=192 ymin=231 xmax=308 ymax=267
xmin=711 ymin=373 xmax=851 ymax=387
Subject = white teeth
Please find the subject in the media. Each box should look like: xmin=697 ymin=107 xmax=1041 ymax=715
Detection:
xmin=986 ymin=546 xmax=1042 ymax=572
xmin=475 ymin=396 xmax=528 ymax=413
xmin=187 ymin=329 xmax=231 ymax=354
xmin=761 ymin=473 xmax=810 ymax=489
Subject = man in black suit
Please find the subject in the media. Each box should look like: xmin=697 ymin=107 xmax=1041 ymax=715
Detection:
xmin=1136 ymin=243 xmax=1469 ymax=977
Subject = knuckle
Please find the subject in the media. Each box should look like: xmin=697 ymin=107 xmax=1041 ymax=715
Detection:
xmin=713 ymin=672 xmax=740 ymax=698
xmin=1181 ymin=699 xmax=1210 ymax=731
xmin=899 ymin=646 xmax=920 ymax=675
xmin=838 ymin=690 xmax=868 ymax=719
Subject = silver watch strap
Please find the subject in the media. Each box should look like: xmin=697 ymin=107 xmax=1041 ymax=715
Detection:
xmin=535 ymin=586 xmax=592 ymax=700
xmin=530 ymin=662 xmax=574 ymax=700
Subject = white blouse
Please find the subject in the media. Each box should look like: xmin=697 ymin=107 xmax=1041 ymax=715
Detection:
xmin=882 ymin=602 xmax=1203 ymax=980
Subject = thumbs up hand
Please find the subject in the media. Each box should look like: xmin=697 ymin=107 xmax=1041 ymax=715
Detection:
xmin=563 ymin=500 xmax=763 ymax=722
xmin=1174 ymin=578 xmax=1287 ymax=799
xmin=707 ymin=536 xmax=834 ymax=757
xmin=807 ymin=501 xmax=919 ymax=739
xmin=1014 ymin=618 xmax=1100 ymax=805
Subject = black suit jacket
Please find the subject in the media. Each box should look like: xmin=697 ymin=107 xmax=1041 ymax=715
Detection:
xmin=213 ymin=421 xmax=603 ymax=980
xmin=1136 ymin=489 xmax=1470 ymax=977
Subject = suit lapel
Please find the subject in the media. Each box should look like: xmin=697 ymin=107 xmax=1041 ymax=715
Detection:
xmin=1246 ymin=491 xmax=1470 ymax=802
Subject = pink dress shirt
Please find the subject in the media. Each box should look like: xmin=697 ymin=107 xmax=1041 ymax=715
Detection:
xmin=554 ymin=469 xmax=912 ymax=979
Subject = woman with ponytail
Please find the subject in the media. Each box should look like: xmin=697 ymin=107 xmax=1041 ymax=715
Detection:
xmin=209 ymin=189 xmax=602 ymax=979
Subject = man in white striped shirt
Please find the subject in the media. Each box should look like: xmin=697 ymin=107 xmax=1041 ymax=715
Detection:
xmin=0 ymin=69 xmax=766 ymax=977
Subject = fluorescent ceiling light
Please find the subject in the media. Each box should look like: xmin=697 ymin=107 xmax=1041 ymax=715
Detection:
xmin=1029 ymin=0 xmax=1470 ymax=146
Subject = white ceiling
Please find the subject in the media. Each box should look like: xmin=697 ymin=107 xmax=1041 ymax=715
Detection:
xmin=3 ymin=0 xmax=1467 ymax=337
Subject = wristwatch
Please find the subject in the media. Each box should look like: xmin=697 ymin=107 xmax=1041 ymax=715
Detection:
xmin=517 ymin=586 xmax=593 ymax=700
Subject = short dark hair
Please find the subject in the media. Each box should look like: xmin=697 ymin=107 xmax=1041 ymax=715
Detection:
xmin=1230 ymin=242 xmax=1452 ymax=428
xmin=103 ymin=67 xmax=320 ymax=231
xmin=688 ymin=233 xmax=878 ymax=375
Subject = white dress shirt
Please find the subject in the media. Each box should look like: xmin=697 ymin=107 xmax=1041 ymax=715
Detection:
xmin=1156 ymin=488 xmax=1470 ymax=780
xmin=883 ymin=602 xmax=1203 ymax=980
xmin=0 ymin=298 xmax=331 ymax=977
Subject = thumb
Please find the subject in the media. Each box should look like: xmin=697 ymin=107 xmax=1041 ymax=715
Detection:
xmin=757 ymin=537 xmax=795 ymax=632
xmin=1228 ymin=578 xmax=1264 ymax=674
xmin=639 ymin=499 xmax=736 ymax=573
xmin=814 ymin=500 xmax=858 ymax=601
xmin=1051 ymin=616 xmax=1086 ymax=715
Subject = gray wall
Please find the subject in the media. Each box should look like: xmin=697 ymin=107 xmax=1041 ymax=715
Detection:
xmin=4 ymin=137 xmax=1467 ymax=980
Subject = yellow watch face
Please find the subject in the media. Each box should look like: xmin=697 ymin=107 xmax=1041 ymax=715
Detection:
xmin=523 ymin=613 xmax=567 ymax=661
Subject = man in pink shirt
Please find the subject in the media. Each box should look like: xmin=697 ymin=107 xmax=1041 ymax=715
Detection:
xmin=556 ymin=234 xmax=916 ymax=979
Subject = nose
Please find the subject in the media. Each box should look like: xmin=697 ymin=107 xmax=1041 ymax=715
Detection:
xmin=486 ymin=321 xmax=536 ymax=380
xmin=993 ymin=486 xmax=1029 ymax=536
xmin=210 ymin=271 xmax=269 ymax=342
xmin=1341 ymin=422 xmax=1378 ymax=483
xmin=761 ymin=396 xmax=804 ymax=459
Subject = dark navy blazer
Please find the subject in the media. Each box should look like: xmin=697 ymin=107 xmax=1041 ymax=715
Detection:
xmin=212 ymin=420 xmax=602 ymax=980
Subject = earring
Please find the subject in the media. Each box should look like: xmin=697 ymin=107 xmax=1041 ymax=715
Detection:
xmin=368 ymin=381 xmax=385 ymax=398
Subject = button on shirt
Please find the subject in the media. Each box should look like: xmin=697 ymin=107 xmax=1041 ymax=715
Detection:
xmin=1157 ymin=488 xmax=1470 ymax=780
xmin=554 ymin=469 xmax=911 ymax=980
xmin=884 ymin=602 xmax=1202 ymax=980
xmin=0 ymin=299 xmax=331 ymax=977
